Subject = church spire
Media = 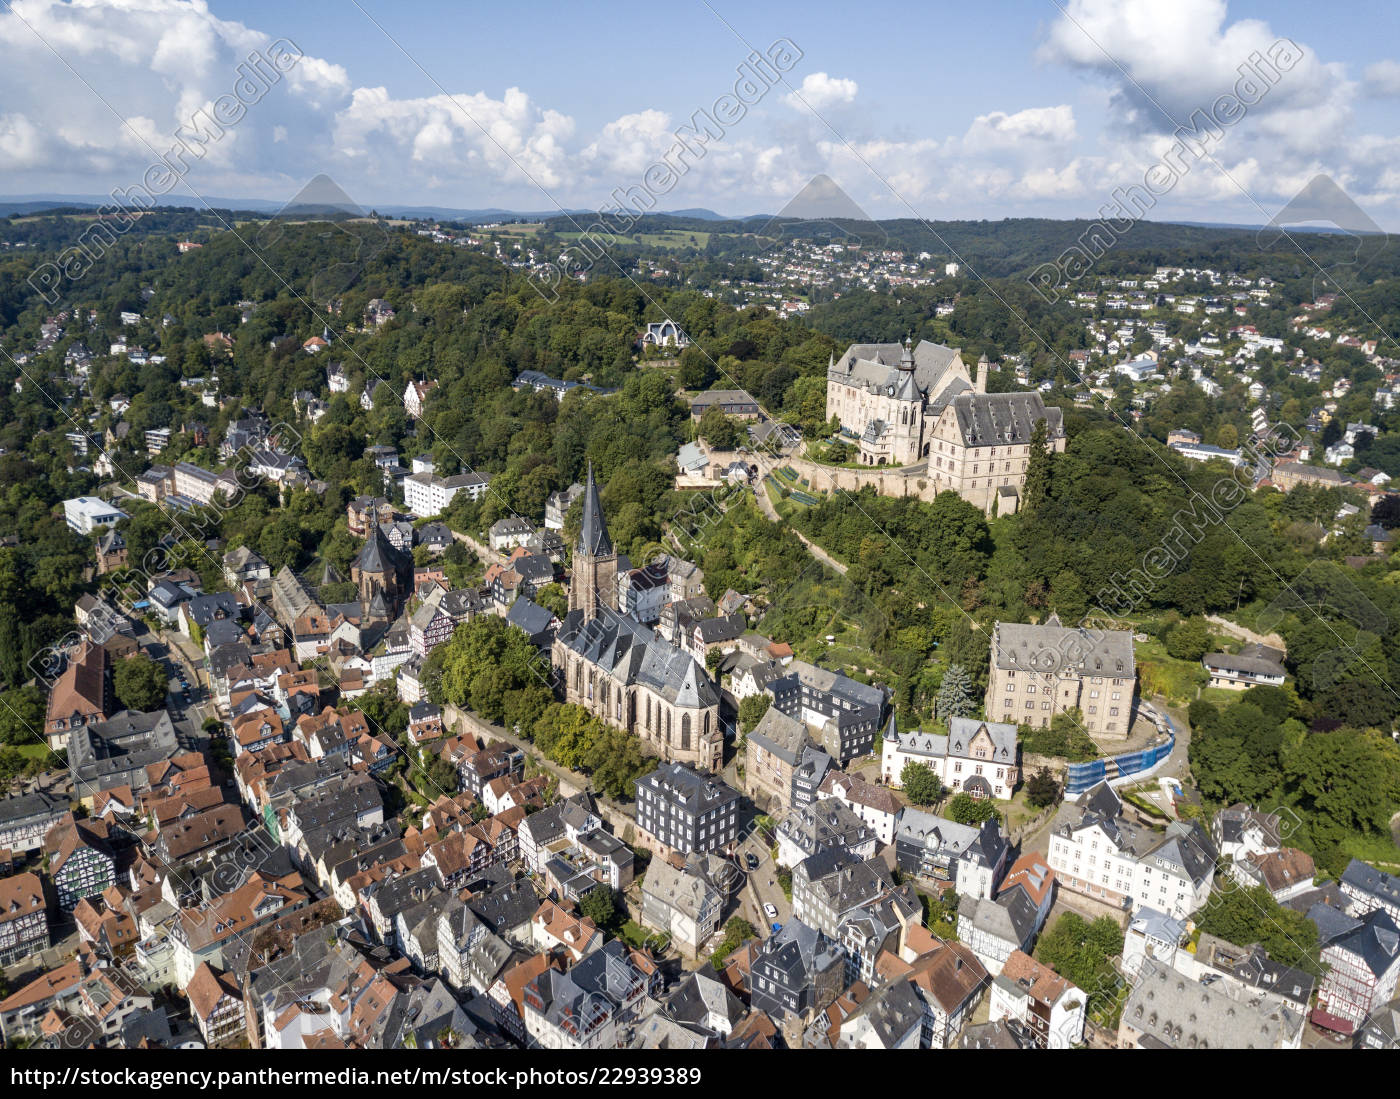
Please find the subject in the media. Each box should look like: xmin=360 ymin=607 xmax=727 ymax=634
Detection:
xmin=577 ymin=461 xmax=613 ymax=558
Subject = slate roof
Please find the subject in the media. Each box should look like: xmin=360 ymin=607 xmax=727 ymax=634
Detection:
xmin=555 ymin=609 xmax=719 ymax=710
xmin=991 ymin=617 xmax=1135 ymax=676
xmin=577 ymin=462 xmax=612 ymax=557
xmin=950 ymin=391 xmax=1064 ymax=447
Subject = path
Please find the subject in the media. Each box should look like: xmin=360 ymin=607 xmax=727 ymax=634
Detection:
xmin=790 ymin=528 xmax=848 ymax=576
xmin=450 ymin=530 xmax=506 ymax=569
xmin=442 ymin=702 xmax=589 ymax=799
xmin=1205 ymin=614 xmax=1285 ymax=650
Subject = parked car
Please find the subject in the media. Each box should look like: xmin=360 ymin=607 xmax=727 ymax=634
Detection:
xmin=763 ymin=903 xmax=778 ymax=921
xmin=745 ymin=854 xmax=760 ymax=871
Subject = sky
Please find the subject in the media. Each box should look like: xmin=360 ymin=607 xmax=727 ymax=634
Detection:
xmin=3 ymin=0 xmax=1400 ymax=228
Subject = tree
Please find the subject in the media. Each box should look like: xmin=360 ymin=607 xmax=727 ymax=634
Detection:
xmin=0 ymin=685 xmax=45 ymax=746
xmin=1025 ymin=766 xmax=1061 ymax=808
xmin=947 ymin=792 xmax=997 ymax=825
xmin=1195 ymin=883 xmax=1321 ymax=976
xmin=1372 ymin=495 xmax=1400 ymax=531
xmin=935 ymin=663 xmax=976 ymax=721
xmin=901 ymin=761 xmax=943 ymax=805
xmin=738 ymin=694 xmax=771 ymax=735
xmin=1165 ymin=617 xmax=1213 ymax=662
xmin=1022 ymin=417 xmax=1051 ymax=517
xmin=1035 ymin=912 xmax=1124 ymax=1022
xmin=696 ymin=406 xmax=743 ymax=450
xmin=535 ymin=582 xmax=568 ymax=619
xmin=113 ymin=652 xmax=168 ymax=711
xmin=580 ymin=887 xmax=619 ymax=931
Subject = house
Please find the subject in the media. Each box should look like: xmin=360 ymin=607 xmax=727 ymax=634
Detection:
xmin=44 ymin=642 xmax=110 ymax=750
xmin=516 ymin=795 xmax=602 ymax=875
xmin=634 ymin=763 xmax=740 ymax=856
xmin=879 ymin=714 xmax=1019 ymax=799
xmin=893 ymin=810 xmax=1008 ymax=900
xmin=640 ymin=859 xmax=723 ymax=956
xmin=95 ymin=529 xmax=128 ymax=575
xmin=438 ymin=898 xmax=514 ymax=995
xmin=402 ymin=379 xmax=437 ymax=419
xmin=1202 ymin=643 xmax=1287 ymax=690
xmin=544 ymin=483 xmax=584 ymax=530
xmin=1212 ymin=804 xmax=1283 ymax=862
xmin=905 ymin=940 xmax=990 ymax=1048
xmin=1316 ymin=907 xmax=1400 ymax=1036
xmin=688 ymin=389 xmax=760 ymax=421
xmin=402 ymin=470 xmax=490 ymax=516
xmin=1340 ymin=858 xmax=1400 ymax=925
xmin=44 ymin=814 xmax=116 ymax=911
xmin=776 ymin=798 xmax=878 ymax=871
xmin=816 ymin=771 xmax=901 ymax=844
xmin=749 ymin=920 xmax=846 ymax=1023
xmin=0 ymin=792 xmax=70 ymax=854
xmin=1119 ymin=956 xmax=1304 ymax=1048
xmin=837 ymin=978 xmax=924 ymax=1049
xmin=957 ymin=886 xmax=1043 ymax=975
xmin=487 ymin=517 xmax=534 ymax=552
xmin=989 ymin=950 xmax=1085 ymax=1049
xmin=62 ymin=496 xmax=127 ymax=535
xmin=0 ymin=873 xmax=49 ymax=966
xmin=1231 ymin=847 xmax=1315 ymax=903
xmin=1046 ymin=782 xmax=1216 ymax=917
xmin=744 ymin=707 xmax=831 ymax=813
xmin=185 ymin=963 xmax=245 ymax=1047
xmin=520 ymin=939 xmax=654 ymax=1050
xmin=986 ymin=615 xmax=1136 ymax=738
xmin=765 ymin=660 xmax=887 ymax=764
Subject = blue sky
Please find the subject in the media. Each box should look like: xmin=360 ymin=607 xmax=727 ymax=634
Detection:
xmin=3 ymin=0 xmax=1399 ymax=227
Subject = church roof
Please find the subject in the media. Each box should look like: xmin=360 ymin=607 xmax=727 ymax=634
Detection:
xmin=830 ymin=339 xmax=963 ymax=397
xmin=353 ymin=524 xmax=401 ymax=575
xmin=577 ymin=462 xmax=613 ymax=558
xmin=556 ymin=610 xmax=719 ymax=709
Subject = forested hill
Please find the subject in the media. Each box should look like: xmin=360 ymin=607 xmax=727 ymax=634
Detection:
xmin=537 ymin=211 xmax=1395 ymax=282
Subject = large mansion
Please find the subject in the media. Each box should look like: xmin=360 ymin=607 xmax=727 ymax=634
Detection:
xmin=825 ymin=338 xmax=1066 ymax=513
xmin=551 ymin=466 xmax=724 ymax=772
xmin=985 ymin=616 xmax=1137 ymax=740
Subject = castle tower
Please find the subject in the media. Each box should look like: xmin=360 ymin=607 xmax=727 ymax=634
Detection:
xmin=569 ymin=462 xmax=618 ymax=622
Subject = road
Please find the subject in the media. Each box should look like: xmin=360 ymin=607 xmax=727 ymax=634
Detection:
xmin=732 ymin=821 xmax=791 ymax=936
xmin=144 ymin=626 xmax=217 ymax=743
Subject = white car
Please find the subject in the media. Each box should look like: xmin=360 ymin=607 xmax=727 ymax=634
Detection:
xmin=763 ymin=903 xmax=778 ymax=921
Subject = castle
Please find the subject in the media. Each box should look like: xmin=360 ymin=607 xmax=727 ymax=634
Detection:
xmin=825 ymin=338 xmax=1066 ymax=513
xmin=551 ymin=464 xmax=724 ymax=772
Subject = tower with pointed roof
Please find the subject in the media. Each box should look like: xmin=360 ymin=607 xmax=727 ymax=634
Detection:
xmin=351 ymin=522 xmax=411 ymax=617
xmin=569 ymin=463 xmax=618 ymax=622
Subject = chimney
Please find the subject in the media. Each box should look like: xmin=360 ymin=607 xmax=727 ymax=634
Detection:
xmin=973 ymin=355 xmax=987 ymax=395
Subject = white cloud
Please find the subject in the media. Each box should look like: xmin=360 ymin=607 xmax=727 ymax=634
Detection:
xmin=784 ymin=72 xmax=858 ymax=111
xmin=963 ymin=105 xmax=1077 ymax=149
xmin=1363 ymin=60 xmax=1400 ymax=98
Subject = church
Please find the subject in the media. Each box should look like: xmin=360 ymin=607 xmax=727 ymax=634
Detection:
xmin=825 ymin=338 xmax=1067 ymax=513
xmin=350 ymin=522 xmax=413 ymax=623
xmin=551 ymin=465 xmax=724 ymax=773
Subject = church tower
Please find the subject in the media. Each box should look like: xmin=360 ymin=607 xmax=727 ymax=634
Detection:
xmin=892 ymin=335 xmax=924 ymax=464
xmin=569 ymin=462 xmax=618 ymax=621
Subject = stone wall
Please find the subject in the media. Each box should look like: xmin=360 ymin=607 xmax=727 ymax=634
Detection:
xmin=784 ymin=456 xmax=938 ymax=503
